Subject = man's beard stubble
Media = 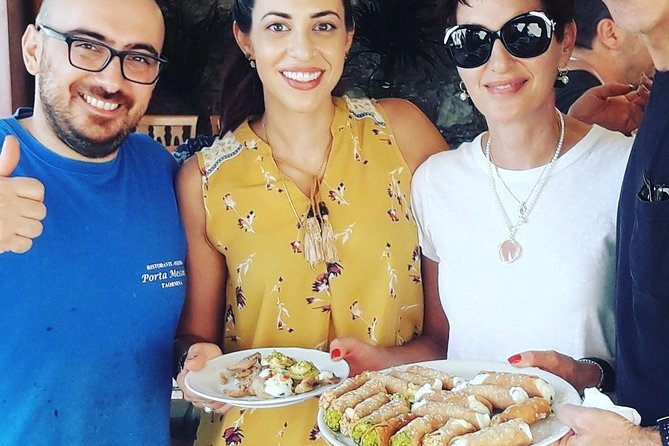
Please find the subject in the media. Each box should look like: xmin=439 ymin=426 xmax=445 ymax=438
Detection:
xmin=37 ymin=60 xmax=143 ymax=159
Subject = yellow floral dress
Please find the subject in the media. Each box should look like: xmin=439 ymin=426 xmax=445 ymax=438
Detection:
xmin=194 ymin=96 xmax=423 ymax=445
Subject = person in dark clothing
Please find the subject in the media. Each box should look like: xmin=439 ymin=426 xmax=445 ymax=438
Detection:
xmin=558 ymin=0 xmax=669 ymax=444
xmin=555 ymin=0 xmax=653 ymax=113
xmin=555 ymin=70 xmax=601 ymax=113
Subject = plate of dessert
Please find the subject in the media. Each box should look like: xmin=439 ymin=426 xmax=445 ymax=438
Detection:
xmin=185 ymin=347 xmax=349 ymax=408
xmin=317 ymin=359 xmax=581 ymax=446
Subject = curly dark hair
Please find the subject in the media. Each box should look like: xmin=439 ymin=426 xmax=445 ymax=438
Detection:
xmin=441 ymin=0 xmax=575 ymax=41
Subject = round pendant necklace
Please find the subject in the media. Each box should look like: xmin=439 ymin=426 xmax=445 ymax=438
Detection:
xmin=486 ymin=109 xmax=565 ymax=264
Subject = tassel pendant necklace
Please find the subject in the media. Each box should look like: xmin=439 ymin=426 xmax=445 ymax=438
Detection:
xmin=485 ymin=109 xmax=565 ymax=264
xmin=262 ymin=121 xmax=339 ymax=267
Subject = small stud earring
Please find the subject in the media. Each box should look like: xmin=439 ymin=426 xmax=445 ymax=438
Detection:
xmin=458 ymin=81 xmax=469 ymax=101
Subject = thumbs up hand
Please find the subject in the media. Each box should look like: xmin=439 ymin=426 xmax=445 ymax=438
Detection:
xmin=0 ymin=136 xmax=47 ymax=254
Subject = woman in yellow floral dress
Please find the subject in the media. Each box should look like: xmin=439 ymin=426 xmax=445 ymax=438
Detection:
xmin=174 ymin=0 xmax=448 ymax=444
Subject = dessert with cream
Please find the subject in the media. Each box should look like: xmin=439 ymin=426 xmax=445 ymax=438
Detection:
xmin=318 ymin=365 xmax=557 ymax=446
xmin=222 ymin=350 xmax=341 ymax=399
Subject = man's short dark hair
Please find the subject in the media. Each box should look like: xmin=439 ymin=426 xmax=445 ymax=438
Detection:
xmin=574 ymin=0 xmax=612 ymax=49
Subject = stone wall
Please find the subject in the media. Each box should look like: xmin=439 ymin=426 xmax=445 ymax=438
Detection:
xmin=151 ymin=0 xmax=486 ymax=146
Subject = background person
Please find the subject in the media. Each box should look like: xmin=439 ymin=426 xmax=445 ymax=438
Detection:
xmin=555 ymin=0 xmax=654 ymax=113
xmin=558 ymin=0 xmax=669 ymax=443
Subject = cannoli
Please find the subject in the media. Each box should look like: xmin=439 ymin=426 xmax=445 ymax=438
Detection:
xmin=470 ymin=371 xmax=555 ymax=401
xmin=491 ymin=397 xmax=552 ymax=426
xmin=411 ymin=401 xmax=490 ymax=430
xmin=405 ymin=365 xmax=467 ymax=390
xmin=351 ymin=399 xmax=411 ymax=444
xmin=421 ymin=419 xmax=476 ymax=446
xmin=369 ymin=371 xmax=419 ymax=396
xmin=324 ymin=379 xmax=386 ymax=431
xmin=341 ymin=392 xmax=392 ymax=436
xmin=390 ymin=369 xmax=442 ymax=389
xmin=389 ymin=413 xmax=450 ymax=446
xmin=449 ymin=419 xmax=532 ymax=446
xmin=319 ymin=372 xmax=370 ymax=410
xmin=461 ymin=384 xmax=529 ymax=410
xmin=417 ymin=390 xmax=493 ymax=413
xmin=360 ymin=412 xmax=418 ymax=446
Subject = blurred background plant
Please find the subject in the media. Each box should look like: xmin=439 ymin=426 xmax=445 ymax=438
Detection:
xmin=153 ymin=0 xmax=231 ymax=117
xmin=342 ymin=0 xmax=447 ymax=97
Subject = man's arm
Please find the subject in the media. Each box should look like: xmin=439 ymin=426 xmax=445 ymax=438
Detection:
xmin=568 ymin=76 xmax=652 ymax=135
xmin=558 ymin=404 xmax=662 ymax=446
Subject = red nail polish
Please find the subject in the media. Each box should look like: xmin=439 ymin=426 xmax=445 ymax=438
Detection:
xmin=330 ymin=348 xmax=341 ymax=360
xmin=508 ymin=354 xmax=522 ymax=364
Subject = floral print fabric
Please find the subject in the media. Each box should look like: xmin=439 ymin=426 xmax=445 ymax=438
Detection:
xmin=194 ymin=96 xmax=423 ymax=445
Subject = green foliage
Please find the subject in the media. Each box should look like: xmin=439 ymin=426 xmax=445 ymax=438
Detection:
xmin=156 ymin=0 xmax=232 ymax=108
xmin=344 ymin=0 xmax=450 ymax=97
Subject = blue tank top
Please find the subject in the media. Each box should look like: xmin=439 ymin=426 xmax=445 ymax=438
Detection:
xmin=0 ymin=110 xmax=186 ymax=445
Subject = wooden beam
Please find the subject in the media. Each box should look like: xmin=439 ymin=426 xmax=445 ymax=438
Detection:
xmin=7 ymin=0 xmax=36 ymax=110
xmin=0 ymin=1 xmax=12 ymax=116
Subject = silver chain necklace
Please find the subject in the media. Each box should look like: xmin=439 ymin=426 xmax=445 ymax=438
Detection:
xmin=486 ymin=109 xmax=565 ymax=263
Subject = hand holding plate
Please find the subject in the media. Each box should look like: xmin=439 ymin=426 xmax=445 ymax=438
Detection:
xmin=329 ymin=336 xmax=389 ymax=376
xmin=177 ymin=342 xmax=231 ymax=414
xmin=556 ymin=404 xmax=652 ymax=446
xmin=507 ymin=350 xmax=600 ymax=394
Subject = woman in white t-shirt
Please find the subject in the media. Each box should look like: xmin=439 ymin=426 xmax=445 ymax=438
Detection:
xmin=412 ymin=0 xmax=633 ymax=393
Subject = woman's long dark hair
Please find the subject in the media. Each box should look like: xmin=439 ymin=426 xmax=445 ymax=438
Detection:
xmin=217 ymin=0 xmax=355 ymax=136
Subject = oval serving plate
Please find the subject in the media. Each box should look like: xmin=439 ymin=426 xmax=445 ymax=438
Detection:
xmin=318 ymin=359 xmax=581 ymax=446
xmin=185 ymin=347 xmax=350 ymax=409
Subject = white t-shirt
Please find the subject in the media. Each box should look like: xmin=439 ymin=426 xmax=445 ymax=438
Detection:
xmin=412 ymin=125 xmax=632 ymax=363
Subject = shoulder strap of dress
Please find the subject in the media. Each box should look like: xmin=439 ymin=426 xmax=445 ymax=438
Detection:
xmin=342 ymin=96 xmax=387 ymax=127
xmin=198 ymin=131 xmax=245 ymax=178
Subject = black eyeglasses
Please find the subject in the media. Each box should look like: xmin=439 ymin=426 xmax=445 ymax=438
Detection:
xmin=444 ymin=11 xmax=556 ymax=69
xmin=35 ymin=23 xmax=168 ymax=85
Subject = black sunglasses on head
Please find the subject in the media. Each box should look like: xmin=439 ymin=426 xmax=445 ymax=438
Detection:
xmin=444 ymin=11 xmax=556 ymax=69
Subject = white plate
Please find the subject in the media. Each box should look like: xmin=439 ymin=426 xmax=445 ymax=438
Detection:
xmin=185 ymin=347 xmax=350 ymax=409
xmin=318 ymin=359 xmax=581 ymax=446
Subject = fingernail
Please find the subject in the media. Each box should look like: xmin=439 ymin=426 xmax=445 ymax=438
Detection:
xmin=507 ymin=354 xmax=522 ymax=364
xmin=330 ymin=348 xmax=341 ymax=360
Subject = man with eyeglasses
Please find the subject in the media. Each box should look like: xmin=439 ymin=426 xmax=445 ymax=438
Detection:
xmin=557 ymin=0 xmax=669 ymax=445
xmin=0 ymin=0 xmax=186 ymax=444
